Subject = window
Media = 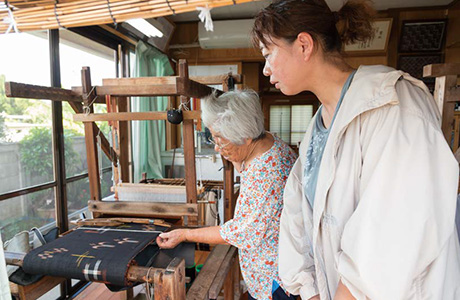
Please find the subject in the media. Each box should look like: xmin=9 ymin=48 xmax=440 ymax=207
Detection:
xmin=0 ymin=29 xmax=121 ymax=244
xmin=59 ymin=29 xmax=116 ymax=211
xmin=269 ymin=105 xmax=314 ymax=146
xmin=0 ymin=32 xmax=54 ymax=241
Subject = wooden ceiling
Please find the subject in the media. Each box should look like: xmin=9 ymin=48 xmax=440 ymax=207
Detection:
xmin=0 ymin=0 xmax=261 ymax=34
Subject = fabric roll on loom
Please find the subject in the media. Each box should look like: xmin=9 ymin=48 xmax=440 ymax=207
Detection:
xmin=20 ymin=223 xmax=177 ymax=291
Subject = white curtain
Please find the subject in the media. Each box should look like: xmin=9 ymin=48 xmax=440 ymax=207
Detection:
xmin=0 ymin=234 xmax=12 ymax=300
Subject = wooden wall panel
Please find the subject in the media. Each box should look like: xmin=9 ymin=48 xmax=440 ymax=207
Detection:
xmin=344 ymin=56 xmax=388 ymax=68
xmin=446 ymin=1 xmax=460 ymax=65
xmin=168 ymin=5 xmax=458 ymax=95
xmin=242 ymin=62 xmax=260 ymax=91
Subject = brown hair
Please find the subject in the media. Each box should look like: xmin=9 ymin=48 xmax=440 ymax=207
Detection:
xmin=252 ymin=0 xmax=376 ymax=53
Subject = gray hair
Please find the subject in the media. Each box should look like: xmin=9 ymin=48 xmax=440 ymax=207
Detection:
xmin=201 ymin=90 xmax=265 ymax=145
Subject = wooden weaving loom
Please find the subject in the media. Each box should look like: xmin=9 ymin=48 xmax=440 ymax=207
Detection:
xmin=4 ymin=59 xmax=243 ymax=300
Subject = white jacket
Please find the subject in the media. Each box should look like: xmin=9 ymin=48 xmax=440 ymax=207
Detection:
xmin=279 ymin=65 xmax=460 ymax=300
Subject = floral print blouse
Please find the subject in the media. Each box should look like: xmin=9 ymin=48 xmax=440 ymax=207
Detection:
xmin=220 ymin=135 xmax=297 ymax=299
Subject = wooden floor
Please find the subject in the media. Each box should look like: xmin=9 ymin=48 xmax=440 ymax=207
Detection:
xmin=73 ymin=283 xmax=132 ymax=300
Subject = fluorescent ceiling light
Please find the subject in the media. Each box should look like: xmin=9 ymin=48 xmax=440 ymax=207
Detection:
xmin=125 ymin=18 xmax=164 ymax=38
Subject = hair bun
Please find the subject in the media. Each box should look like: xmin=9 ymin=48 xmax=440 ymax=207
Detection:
xmin=336 ymin=0 xmax=375 ymax=45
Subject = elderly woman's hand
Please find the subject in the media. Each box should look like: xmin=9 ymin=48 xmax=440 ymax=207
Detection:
xmin=156 ymin=229 xmax=188 ymax=249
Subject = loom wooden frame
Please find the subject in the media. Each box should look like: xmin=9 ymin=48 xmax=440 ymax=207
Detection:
xmin=5 ymin=251 xmax=186 ymax=300
xmin=4 ymin=59 xmax=242 ymax=299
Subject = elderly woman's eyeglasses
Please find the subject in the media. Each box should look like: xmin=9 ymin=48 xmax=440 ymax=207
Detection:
xmin=209 ymin=136 xmax=230 ymax=150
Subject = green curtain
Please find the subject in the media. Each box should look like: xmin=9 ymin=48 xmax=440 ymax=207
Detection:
xmin=131 ymin=41 xmax=174 ymax=182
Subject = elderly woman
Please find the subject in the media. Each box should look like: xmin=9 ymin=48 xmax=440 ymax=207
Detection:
xmin=156 ymin=90 xmax=297 ymax=300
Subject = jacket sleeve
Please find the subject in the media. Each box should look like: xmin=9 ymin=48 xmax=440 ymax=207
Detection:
xmin=337 ymin=83 xmax=459 ymax=299
xmin=279 ymin=159 xmax=319 ymax=299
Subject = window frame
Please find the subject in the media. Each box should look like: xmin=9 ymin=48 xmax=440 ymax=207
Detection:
xmin=0 ymin=27 xmax=131 ymax=299
xmin=262 ymin=92 xmax=320 ymax=148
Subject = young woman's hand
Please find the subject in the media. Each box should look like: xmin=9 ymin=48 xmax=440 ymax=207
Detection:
xmin=156 ymin=229 xmax=188 ymax=249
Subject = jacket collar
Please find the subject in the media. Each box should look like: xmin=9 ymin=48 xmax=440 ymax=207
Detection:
xmin=299 ymin=65 xmax=405 ymax=164
xmin=299 ymin=65 xmax=409 ymax=240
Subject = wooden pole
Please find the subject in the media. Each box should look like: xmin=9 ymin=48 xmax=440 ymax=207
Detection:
xmin=81 ymin=67 xmax=102 ymax=202
xmin=178 ymin=60 xmax=197 ymax=206
xmin=116 ymin=96 xmax=130 ymax=183
xmin=222 ymin=75 xmax=235 ymax=223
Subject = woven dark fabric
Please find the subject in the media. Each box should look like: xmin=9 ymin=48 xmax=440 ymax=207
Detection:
xmin=22 ymin=223 xmax=166 ymax=287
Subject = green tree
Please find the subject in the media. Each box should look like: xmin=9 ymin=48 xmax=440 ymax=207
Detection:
xmin=20 ymin=127 xmax=81 ymax=177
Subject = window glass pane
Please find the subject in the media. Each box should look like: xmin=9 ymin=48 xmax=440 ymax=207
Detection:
xmin=60 ymin=29 xmax=116 ymax=178
xmin=0 ymin=188 xmax=55 ymax=242
xmin=59 ymin=29 xmax=116 ymax=88
xmin=130 ymin=51 xmax=136 ymax=77
xmin=269 ymin=105 xmax=291 ymax=143
xmin=102 ymin=170 xmax=114 ymax=199
xmin=291 ymin=105 xmax=313 ymax=146
xmin=0 ymin=32 xmax=54 ymax=193
xmin=67 ymin=170 xmax=113 ymax=213
xmin=67 ymin=177 xmax=90 ymax=213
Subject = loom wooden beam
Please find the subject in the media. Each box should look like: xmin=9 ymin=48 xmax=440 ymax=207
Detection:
xmin=88 ymin=200 xmax=199 ymax=218
xmin=103 ymin=74 xmax=243 ymax=87
xmin=72 ymin=76 xmax=221 ymax=98
xmin=69 ymin=101 xmax=118 ymax=166
xmin=191 ymin=74 xmax=243 ymax=86
xmin=186 ymin=245 xmax=232 ymax=300
xmin=208 ymin=246 xmax=237 ymax=299
xmin=102 ymin=77 xmax=178 ymax=86
xmin=73 ymin=111 xmax=201 ymax=122
xmin=424 ymin=63 xmax=460 ymax=143
xmin=10 ymin=276 xmax=66 ymax=300
xmin=423 ymin=63 xmax=460 ymax=103
xmin=3 ymin=81 xmax=105 ymax=103
xmin=71 ymin=84 xmax=178 ymax=97
xmin=3 ymin=81 xmax=118 ymax=166
xmin=423 ymin=63 xmax=460 ymax=77
xmin=5 ymin=252 xmax=185 ymax=286
xmin=177 ymin=77 xmax=220 ymax=98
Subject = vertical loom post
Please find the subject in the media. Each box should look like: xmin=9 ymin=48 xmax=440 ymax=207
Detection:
xmin=222 ymin=75 xmax=235 ymax=223
xmin=154 ymin=258 xmax=186 ymax=300
xmin=178 ymin=60 xmax=198 ymax=205
xmin=81 ymin=67 xmax=102 ymax=201
xmin=222 ymin=74 xmax=237 ymax=299
xmin=116 ymin=96 xmax=130 ymax=182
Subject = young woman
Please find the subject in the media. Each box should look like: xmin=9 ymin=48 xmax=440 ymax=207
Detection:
xmin=252 ymin=0 xmax=460 ymax=299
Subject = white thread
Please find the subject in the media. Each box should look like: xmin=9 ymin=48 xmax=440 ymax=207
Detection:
xmin=2 ymin=2 xmax=19 ymax=34
xmin=83 ymin=86 xmax=98 ymax=116
xmin=145 ymin=267 xmax=154 ymax=299
xmin=96 ymin=129 xmax=103 ymax=181
xmin=178 ymin=101 xmax=190 ymax=111
xmin=197 ymin=5 xmax=213 ymax=32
